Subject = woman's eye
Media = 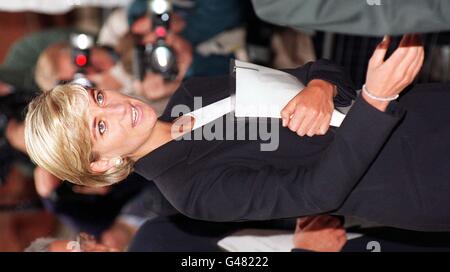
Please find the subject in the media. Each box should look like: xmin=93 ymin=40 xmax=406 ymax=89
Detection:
xmin=96 ymin=92 xmax=104 ymax=105
xmin=98 ymin=120 xmax=106 ymax=135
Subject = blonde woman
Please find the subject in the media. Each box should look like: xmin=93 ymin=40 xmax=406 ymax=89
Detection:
xmin=26 ymin=35 xmax=450 ymax=232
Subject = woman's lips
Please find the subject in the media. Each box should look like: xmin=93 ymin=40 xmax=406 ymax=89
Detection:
xmin=131 ymin=105 xmax=137 ymax=127
xmin=131 ymin=104 xmax=142 ymax=128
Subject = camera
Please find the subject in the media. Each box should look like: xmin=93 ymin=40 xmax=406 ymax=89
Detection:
xmin=69 ymin=33 xmax=95 ymax=88
xmin=133 ymin=0 xmax=178 ymax=81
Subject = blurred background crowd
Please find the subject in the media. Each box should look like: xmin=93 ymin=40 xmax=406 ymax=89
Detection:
xmin=0 ymin=0 xmax=449 ymax=252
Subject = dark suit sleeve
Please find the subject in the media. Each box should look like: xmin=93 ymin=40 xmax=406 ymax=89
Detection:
xmin=160 ymin=59 xmax=356 ymax=122
xmin=284 ymin=59 xmax=357 ymax=107
xmin=180 ymin=96 xmax=405 ymax=221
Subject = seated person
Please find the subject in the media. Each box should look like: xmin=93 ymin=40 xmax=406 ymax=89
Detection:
xmin=128 ymin=215 xmax=333 ymax=252
xmin=34 ymin=167 xmax=176 ymax=251
xmin=129 ymin=214 xmax=450 ymax=252
xmin=25 ymin=35 xmax=450 ymax=232
xmin=23 ymin=217 xmax=336 ymax=252
xmin=27 ymin=214 xmax=450 ymax=252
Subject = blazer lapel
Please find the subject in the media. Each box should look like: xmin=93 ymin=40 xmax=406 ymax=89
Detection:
xmin=134 ymin=135 xmax=194 ymax=180
xmin=187 ymin=113 xmax=249 ymax=164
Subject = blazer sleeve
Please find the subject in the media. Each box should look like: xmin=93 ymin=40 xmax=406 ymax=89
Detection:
xmin=180 ymin=96 xmax=405 ymax=222
xmin=283 ymin=59 xmax=357 ymax=107
xmin=160 ymin=59 xmax=356 ymax=123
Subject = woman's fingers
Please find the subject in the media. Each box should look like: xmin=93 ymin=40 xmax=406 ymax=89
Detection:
xmin=387 ymin=34 xmax=422 ymax=69
xmin=297 ymin=111 xmax=317 ymax=136
xmin=398 ymin=36 xmax=423 ymax=85
xmin=306 ymin=114 xmax=326 ymax=137
xmin=412 ymin=47 xmax=425 ymax=78
xmin=369 ymin=36 xmax=391 ymax=66
xmin=385 ymin=34 xmax=411 ymax=68
xmin=403 ymin=45 xmax=424 ymax=85
xmin=408 ymin=37 xmax=425 ymax=77
xmin=318 ymin=113 xmax=332 ymax=135
xmin=288 ymin=107 xmax=306 ymax=132
xmin=383 ymin=35 xmax=423 ymax=88
xmin=281 ymin=97 xmax=296 ymax=127
xmin=394 ymin=47 xmax=419 ymax=83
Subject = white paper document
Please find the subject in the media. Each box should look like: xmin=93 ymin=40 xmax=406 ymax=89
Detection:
xmin=234 ymin=60 xmax=346 ymax=127
xmin=217 ymin=229 xmax=363 ymax=252
xmin=183 ymin=60 xmax=347 ymax=130
xmin=185 ymin=97 xmax=233 ymax=130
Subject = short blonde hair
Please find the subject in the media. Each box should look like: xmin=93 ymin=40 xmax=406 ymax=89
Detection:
xmin=24 ymin=84 xmax=133 ymax=187
xmin=34 ymin=43 xmax=70 ymax=91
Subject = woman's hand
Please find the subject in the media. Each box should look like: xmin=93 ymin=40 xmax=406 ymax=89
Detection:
xmin=281 ymin=79 xmax=336 ymax=137
xmin=364 ymin=34 xmax=424 ymax=111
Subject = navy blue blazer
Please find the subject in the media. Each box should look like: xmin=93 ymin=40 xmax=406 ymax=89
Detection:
xmin=134 ymin=60 xmax=450 ymax=232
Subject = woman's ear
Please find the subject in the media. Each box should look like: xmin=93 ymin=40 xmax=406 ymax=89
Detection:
xmin=90 ymin=159 xmax=114 ymax=173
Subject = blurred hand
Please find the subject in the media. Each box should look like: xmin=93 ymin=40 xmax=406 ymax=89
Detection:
xmin=34 ymin=167 xmax=62 ymax=198
xmin=134 ymin=73 xmax=180 ymax=101
xmin=364 ymin=34 xmax=424 ymax=111
xmin=77 ymin=232 xmax=119 ymax=252
xmin=5 ymin=120 xmax=27 ymax=154
xmin=293 ymin=215 xmax=347 ymax=252
xmin=0 ymin=81 xmax=13 ymax=96
xmin=101 ymin=221 xmax=137 ymax=251
xmin=281 ymin=79 xmax=336 ymax=137
xmin=131 ymin=13 xmax=186 ymax=36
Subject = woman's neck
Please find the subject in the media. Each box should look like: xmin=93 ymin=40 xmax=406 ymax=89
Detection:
xmin=131 ymin=116 xmax=195 ymax=161
xmin=131 ymin=120 xmax=174 ymax=161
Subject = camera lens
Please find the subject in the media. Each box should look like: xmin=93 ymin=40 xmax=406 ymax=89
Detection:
xmin=151 ymin=46 xmax=175 ymax=72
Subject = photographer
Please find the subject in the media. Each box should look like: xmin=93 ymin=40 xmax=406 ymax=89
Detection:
xmin=34 ymin=39 xmax=116 ymax=91
xmin=127 ymin=0 xmax=247 ymax=100
xmin=132 ymin=31 xmax=193 ymax=100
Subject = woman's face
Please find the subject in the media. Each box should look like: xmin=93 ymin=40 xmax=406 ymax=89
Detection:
xmin=86 ymin=88 xmax=158 ymax=162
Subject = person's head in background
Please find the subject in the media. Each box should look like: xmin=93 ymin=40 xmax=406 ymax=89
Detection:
xmin=34 ymin=42 xmax=116 ymax=91
xmin=0 ymin=81 xmax=13 ymax=96
xmin=25 ymin=233 xmax=119 ymax=252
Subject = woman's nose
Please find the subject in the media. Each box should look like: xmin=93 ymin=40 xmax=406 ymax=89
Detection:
xmin=104 ymin=103 xmax=127 ymax=121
